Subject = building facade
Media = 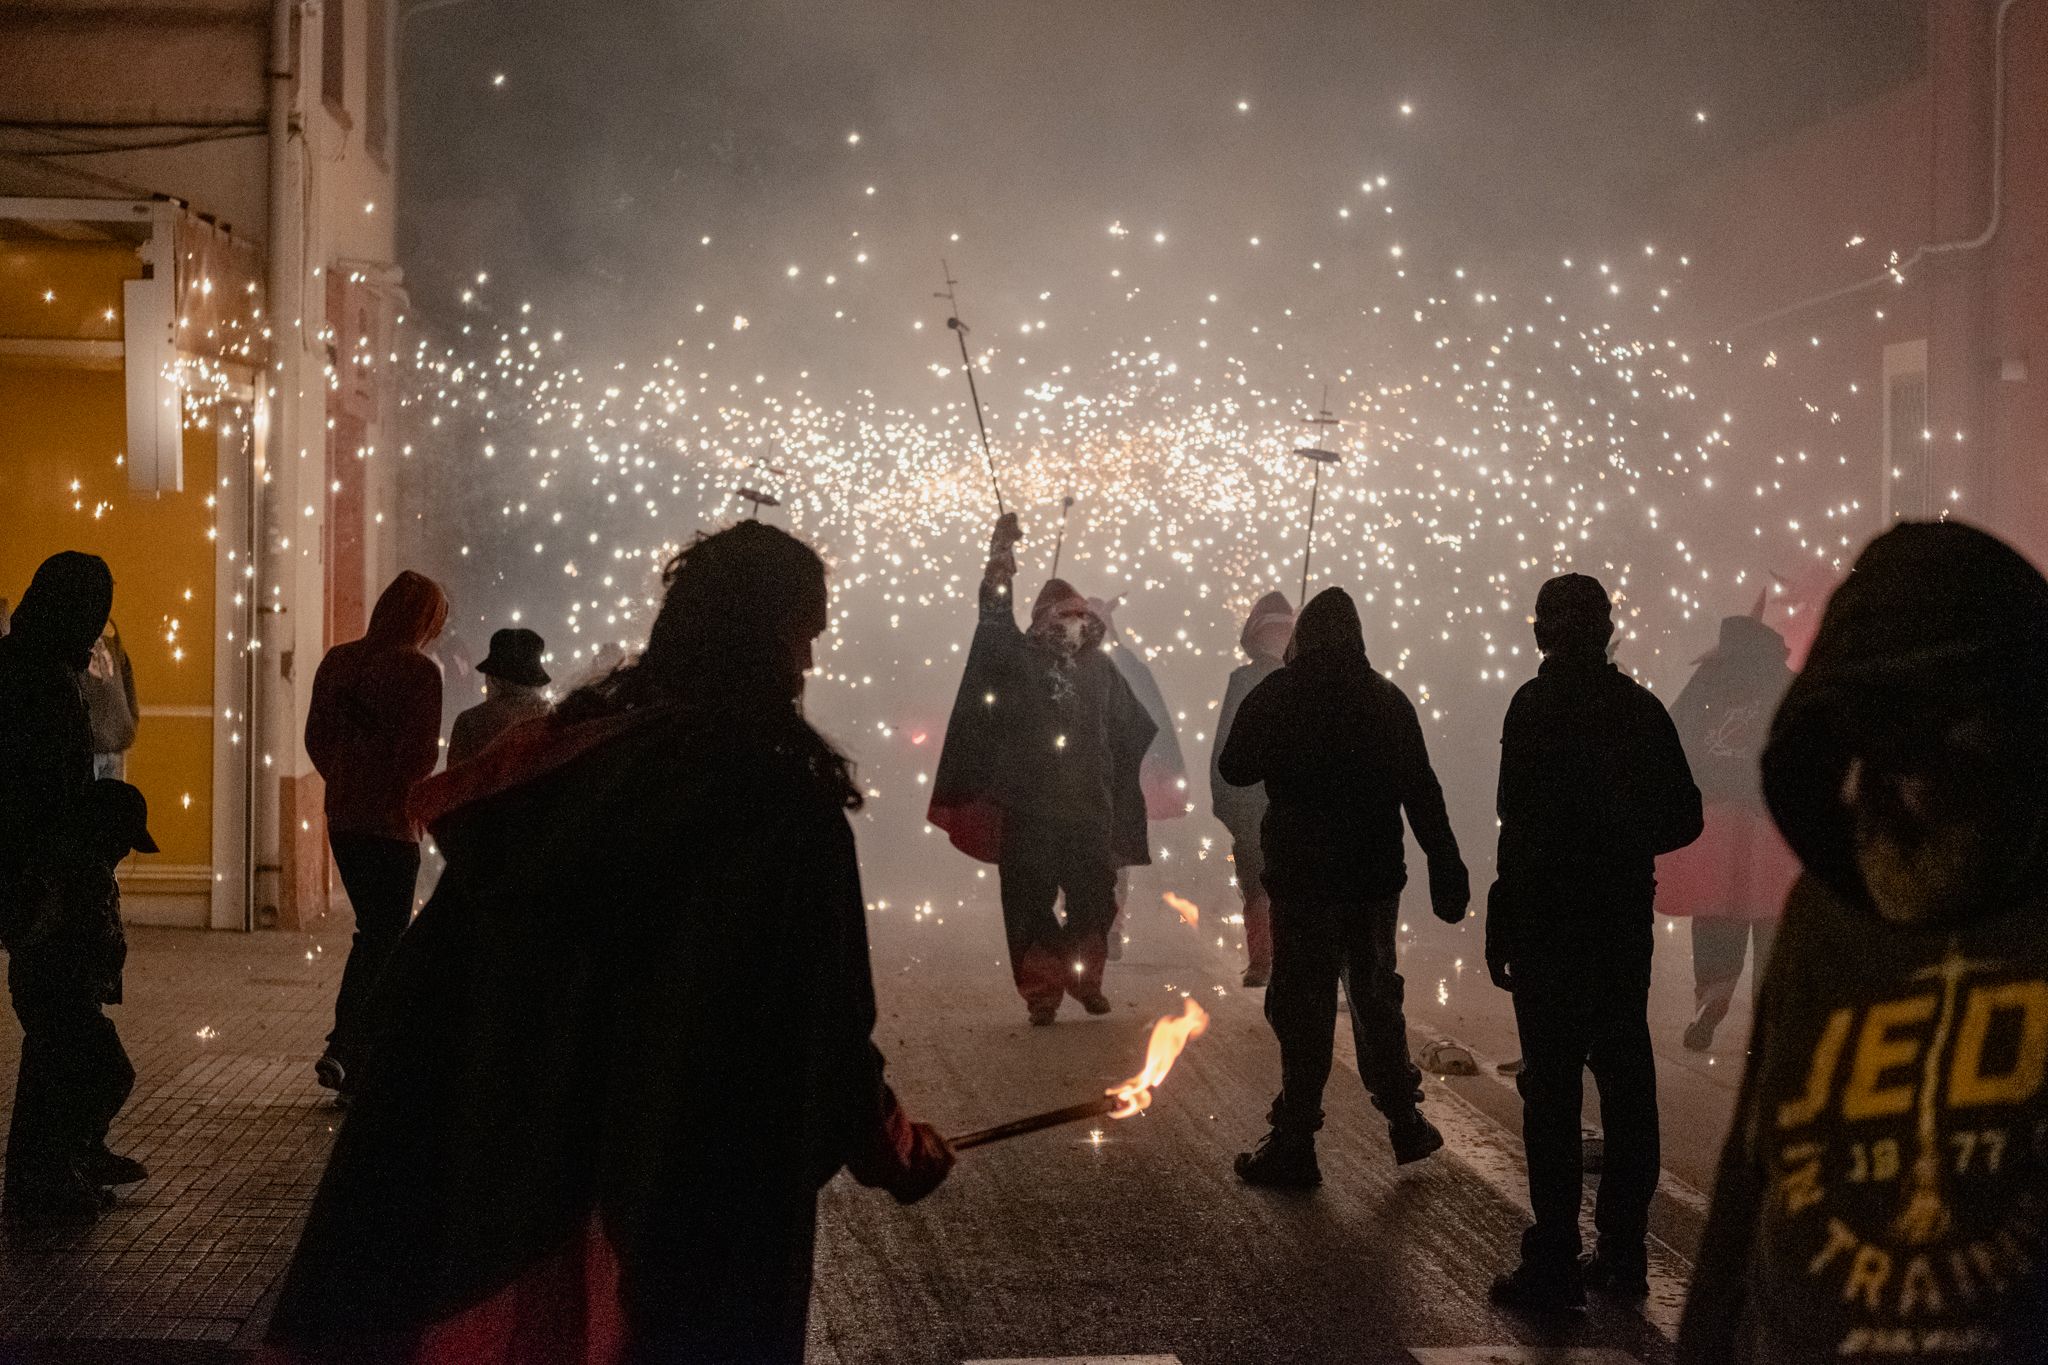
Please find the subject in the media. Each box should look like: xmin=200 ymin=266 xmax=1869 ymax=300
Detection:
xmin=1672 ymin=0 xmax=2047 ymax=572
xmin=0 ymin=0 xmax=408 ymax=928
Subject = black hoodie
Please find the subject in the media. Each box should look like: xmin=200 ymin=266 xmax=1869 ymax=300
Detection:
xmin=1216 ymin=588 xmax=1466 ymax=909
xmin=1680 ymin=522 xmax=2048 ymax=1365
xmin=0 ymin=553 xmax=113 ymax=941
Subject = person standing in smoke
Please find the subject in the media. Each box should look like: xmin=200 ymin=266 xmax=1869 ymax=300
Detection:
xmin=264 ymin=521 xmax=949 ymax=1365
xmin=1086 ymin=594 xmax=1186 ymax=959
xmin=1487 ymin=573 xmax=1702 ymax=1312
xmin=1218 ymin=587 xmax=1467 ymax=1186
xmin=929 ymin=513 xmax=1156 ymax=1026
xmin=1656 ymin=605 xmax=1800 ymax=1052
xmin=446 ymin=627 xmax=552 ymax=768
xmin=1679 ymin=522 xmax=2048 ymax=1365
xmin=304 ymin=571 xmax=449 ymax=1098
xmin=1211 ymin=592 xmax=1294 ymax=987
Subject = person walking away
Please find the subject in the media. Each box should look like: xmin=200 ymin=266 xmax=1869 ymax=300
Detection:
xmin=1486 ymin=573 xmax=1703 ymax=1311
xmin=1679 ymin=522 xmax=2048 ymax=1364
xmin=264 ymin=521 xmax=950 ymax=1365
xmin=1656 ymin=606 xmax=1800 ymax=1052
xmin=81 ymin=619 xmax=138 ymax=780
xmin=305 ymin=570 xmax=447 ymax=1097
xmin=4 ymin=779 xmax=155 ymax=1226
xmin=929 ymin=513 xmax=1156 ymax=1025
xmin=446 ymin=628 xmax=551 ymax=768
xmin=0 ymin=551 xmax=115 ymax=1223
xmin=1212 ymin=592 xmax=1294 ymax=987
xmin=1086 ymin=594 xmax=1186 ymax=959
xmin=1220 ymin=586 xmax=1468 ymax=1185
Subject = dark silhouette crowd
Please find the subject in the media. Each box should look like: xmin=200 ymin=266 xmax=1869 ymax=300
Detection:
xmin=3 ymin=511 xmax=2046 ymax=1364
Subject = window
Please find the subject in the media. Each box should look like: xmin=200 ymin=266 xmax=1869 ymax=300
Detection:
xmin=1881 ymin=339 xmax=1929 ymax=522
xmin=323 ymin=0 xmax=347 ymax=119
xmin=365 ymin=0 xmax=389 ymax=162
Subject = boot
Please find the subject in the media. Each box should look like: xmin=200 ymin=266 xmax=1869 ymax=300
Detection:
xmin=1241 ymin=966 xmax=1270 ymax=989
xmin=82 ymin=1147 xmax=149 ymax=1187
xmin=1233 ymin=1130 xmax=1322 ymax=1188
xmin=1582 ymin=1250 xmax=1650 ymax=1299
xmin=1489 ymin=1258 xmax=1586 ymax=1313
xmin=314 ymin=1052 xmax=348 ymax=1094
xmin=1074 ymin=990 xmax=1113 ymax=1016
xmin=1027 ymin=1003 xmax=1059 ymax=1026
xmin=1387 ymin=1108 xmax=1445 ymax=1165
xmin=1682 ymin=998 xmax=1725 ymax=1052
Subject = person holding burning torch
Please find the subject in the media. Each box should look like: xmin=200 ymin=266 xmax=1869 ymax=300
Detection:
xmin=1219 ymin=586 xmax=1468 ymax=1186
xmin=264 ymin=521 xmax=950 ymax=1365
xmin=930 ymin=512 xmax=1157 ymax=1026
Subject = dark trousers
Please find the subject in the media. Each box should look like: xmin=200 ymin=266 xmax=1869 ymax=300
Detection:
xmin=1511 ymin=945 xmax=1659 ymax=1269
xmin=1265 ymin=894 xmax=1423 ymax=1134
xmin=998 ymin=824 xmax=1117 ymax=1010
xmin=326 ymin=834 xmax=421 ymax=1071
xmin=1691 ymin=917 xmax=1776 ymax=1022
xmin=5 ymin=960 xmax=135 ymax=1195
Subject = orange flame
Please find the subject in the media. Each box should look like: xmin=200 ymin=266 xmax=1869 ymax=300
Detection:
xmin=1106 ymin=998 xmax=1211 ymax=1119
xmin=1161 ymin=891 xmax=1200 ymax=926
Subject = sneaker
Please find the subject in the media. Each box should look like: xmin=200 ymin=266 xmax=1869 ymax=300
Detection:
xmin=1027 ymin=1004 xmax=1059 ymax=1026
xmin=1489 ymin=1259 xmax=1587 ymax=1313
xmin=314 ymin=1053 xmax=348 ymax=1093
xmin=82 ymin=1148 xmax=148 ymax=1187
xmin=1582 ymin=1252 xmax=1651 ymax=1299
xmin=1233 ymin=1130 xmax=1322 ymax=1188
xmin=1682 ymin=1005 xmax=1720 ymax=1053
xmin=1387 ymin=1109 xmax=1445 ymax=1165
xmin=1241 ymin=967 xmax=1270 ymax=988
xmin=1075 ymin=991 xmax=1113 ymax=1016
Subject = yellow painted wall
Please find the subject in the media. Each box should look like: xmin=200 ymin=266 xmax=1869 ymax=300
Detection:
xmin=0 ymin=242 xmax=220 ymax=878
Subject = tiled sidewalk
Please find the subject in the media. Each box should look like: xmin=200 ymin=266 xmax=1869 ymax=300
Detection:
xmin=0 ymin=926 xmax=348 ymax=1360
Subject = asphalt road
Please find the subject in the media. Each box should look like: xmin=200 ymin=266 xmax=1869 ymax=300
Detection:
xmin=805 ymin=860 xmax=1728 ymax=1365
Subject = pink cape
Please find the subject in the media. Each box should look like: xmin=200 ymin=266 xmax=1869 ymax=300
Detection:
xmin=1655 ymin=800 xmax=1800 ymax=921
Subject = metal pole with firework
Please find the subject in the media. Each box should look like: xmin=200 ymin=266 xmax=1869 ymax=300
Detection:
xmin=948 ymin=999 xmax=1210 ymax=1150
xmin=935 ymin=259 xmax=1007 ymax=516
xmin=1050 ymin=492 xmax=1076 ymax=576
xmin=1293 ymin=388 xmax=1344 ymax=604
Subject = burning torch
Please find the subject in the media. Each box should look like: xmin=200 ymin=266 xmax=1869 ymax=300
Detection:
xmin=949 ymin=999 xmax=1210 ymax=1150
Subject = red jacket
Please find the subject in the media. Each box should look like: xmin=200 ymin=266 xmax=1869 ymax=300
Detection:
xmin=305 ymin=572 xmax=447 ymax=842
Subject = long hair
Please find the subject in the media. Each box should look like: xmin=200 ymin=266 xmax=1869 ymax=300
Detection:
xmin=558 ymin=521 xmax=861 ymax=809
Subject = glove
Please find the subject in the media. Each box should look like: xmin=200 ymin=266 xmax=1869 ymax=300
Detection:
xmin=849 ymin=1089 xmax=955 ymax=1205
xmin=989 ymin=512 xmax=1024 ymax=555
xmin=1430 ymin=861 xmax=1471 ymax=925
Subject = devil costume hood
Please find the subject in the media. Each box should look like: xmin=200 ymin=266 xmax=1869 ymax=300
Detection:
xmin=1679 ymin=522 xmax=2048 ymax=1365
xmin=928 ymin=573 xmax=1156 ymax=866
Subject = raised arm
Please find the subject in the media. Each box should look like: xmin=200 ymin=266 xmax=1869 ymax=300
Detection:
xmin=978 ymin=512 xmax=1025 ymax=625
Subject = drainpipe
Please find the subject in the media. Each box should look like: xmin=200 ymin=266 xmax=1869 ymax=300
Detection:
xmin=259 ymin=0 xmax=300 ymax=929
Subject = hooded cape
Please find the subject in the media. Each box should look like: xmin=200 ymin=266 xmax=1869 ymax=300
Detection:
xmin=266 ymin=705 xmax=897 ymax=1361
xmin=928 ymin=576 xmax=1155 ymax=865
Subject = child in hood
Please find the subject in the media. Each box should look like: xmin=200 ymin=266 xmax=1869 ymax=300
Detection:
xmin=1680 ymin=522 xmax=2048 ymax=1363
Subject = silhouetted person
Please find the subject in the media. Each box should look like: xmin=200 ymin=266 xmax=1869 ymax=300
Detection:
xmin=1487 ymin=573 xmax=1702 ymax=1311
xmin=1212 ymin=591 xmax=1294 ymax=986
xmin=0 ymin=551 xmax=115 ymax=1223
xmin=929 ymin=513 xmax=1156 ymax=1025
xmin=1657 ymin=607 xmax=1800 ymax=1052
xmin=305 ymin=571 xmax=448 ymax=1097
xmin=265 ymin=521 xmax=950 ymax=1365
xmin=5 ymin=779 xmax=155 ymax=1227
xmin=1680 ymin=522 xmax=2048 ymax=1364
xmin=1220 ymin=587 xmax=1468 ymax=1186
xmin=82 ymin=619 xmax=139 ymax=780
xmin=446 ymin=627 xmax=551 ymax=768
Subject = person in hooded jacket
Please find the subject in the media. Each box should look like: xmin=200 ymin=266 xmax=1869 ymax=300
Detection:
xmin=262 ymin=520 xmax=950 ymax=1365
xmin=1211 ymin=592 xmax=1294 ymax=987
xmin=0 ymin=552 xmax=117 ymax=1223
xmin=1218 ymin=586 xmax=1468 ymax=1185
xmin=1487 ymin=573 xmax=1704 ymax=1311
xmin=1679 ymin=521 xmax=2048 ymax=1365
xmin=305 ymin=570 xmax=449 ymax=1096
xmin=928 ymin=513 xmax=1157 ymax=1025
xmin=1656 ymin=608 xmax=1801 ymax=1052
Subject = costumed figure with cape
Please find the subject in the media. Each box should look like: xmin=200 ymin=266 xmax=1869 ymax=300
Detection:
xmin=1086 ymin=593 xmax=1187 ymax=959
xmin=928 ymin=514 xmax=1156 ymax=1026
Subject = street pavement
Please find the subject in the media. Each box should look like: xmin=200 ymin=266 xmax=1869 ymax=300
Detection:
xmin=0 ymin=854 xmax=1760 ymax=1364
